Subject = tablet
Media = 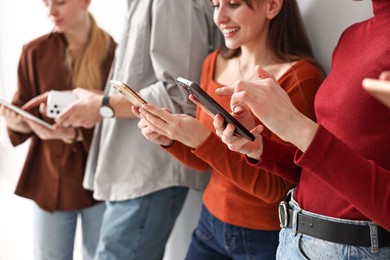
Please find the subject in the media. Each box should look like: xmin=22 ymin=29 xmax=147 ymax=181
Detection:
xmin=176 ymin=77 xmax=255 ymax=141
xmin=0 ymin=98 xmax=53 ymax=129
xmin=110 ymin=80 xmax=146 ymax=107
xmin=362 ymin=78 xmax=390 ymax=108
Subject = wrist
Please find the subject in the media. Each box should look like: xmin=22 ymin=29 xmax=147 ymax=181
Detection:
xmin=286 ymin=115 xmax=318 ymax=152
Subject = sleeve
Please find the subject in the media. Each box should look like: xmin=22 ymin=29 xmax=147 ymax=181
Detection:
xmin=295 ymin=125 xmax=390 ymax=231
xmin=164 ymin=141 xmax=210 ymax=172
xmin=7 ymin=45 xmax=37 ymax=146
xmin=194 ymin=133 xmax=294 ymax=203
xmin=247 ymin=136 xmax=302 ymax=184
xmin=138 ymin=0 xmax=216 ymax=116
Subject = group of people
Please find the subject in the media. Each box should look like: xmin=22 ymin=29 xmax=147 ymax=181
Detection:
xmin=0 ymin=0 xmax=389 ymax=259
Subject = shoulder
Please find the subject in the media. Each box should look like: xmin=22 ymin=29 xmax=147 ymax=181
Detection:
xmin=23 ymin=33 xmax=64 ymax=50
xmin=22 ymin=33 xmax=66 ymax=60
xmin=276 ymin=59 xmax=323 ymax=91
xmin=290 ymin=60 xmax=323 ymax=78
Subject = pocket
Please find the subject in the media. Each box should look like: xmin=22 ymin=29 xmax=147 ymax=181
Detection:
xmin=297 ymin=233 xmax=345 ymax=260
xmin=194 ymin=206 xmax=215 ymax=241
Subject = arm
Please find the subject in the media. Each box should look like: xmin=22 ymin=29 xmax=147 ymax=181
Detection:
xmin=214 ymin=62 xmax=322 ymax=185
xmin=230 ymin=67 xmax=390 ymax=230
xmin=295 ymin=126 xmax=390 ymax=231
xmin=134 ymin=104 xmax=210 ymax=172
xmin=194 ymin=132 xmax=294 ymax=203
xmin=7 ymin=45 xmax=40 ymax=145
xmin=135 ymin=103 xmax=211 ymax=171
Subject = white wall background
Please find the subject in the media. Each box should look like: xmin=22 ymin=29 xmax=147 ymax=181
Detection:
xmin=0 ymin=0 xmax=373 ymax=259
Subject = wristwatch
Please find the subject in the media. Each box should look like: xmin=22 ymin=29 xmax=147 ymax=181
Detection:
xmin=99 ymin=96 xmax=114 ymax=118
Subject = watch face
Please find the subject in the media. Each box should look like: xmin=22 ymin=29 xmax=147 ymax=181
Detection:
xmin=99 ymin=106 xmax=114 ymax=118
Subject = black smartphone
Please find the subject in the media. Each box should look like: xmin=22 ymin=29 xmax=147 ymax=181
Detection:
xmin=176 ymin=77 xmax=255 ymax=141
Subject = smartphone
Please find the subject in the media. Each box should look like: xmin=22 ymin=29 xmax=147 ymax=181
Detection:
xmin=176 ymin=77 xmax=255 ymax=141
xmin=0 ymin=98 xmax=53 ymax=129
xmin=46 ymin=90 xmax=78 ymax=118
xmin=110 ymin=80 xmax=146 ymax=107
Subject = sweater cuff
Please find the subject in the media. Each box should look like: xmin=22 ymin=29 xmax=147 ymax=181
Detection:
xmin=192 ymin=132 xmax=219 ymax=156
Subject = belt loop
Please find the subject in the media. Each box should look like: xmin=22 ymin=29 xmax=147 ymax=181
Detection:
xmin=369 ymin=223 xmax=379 ymax=253
xmin=292 ymin=209 xmax=299 ymax=236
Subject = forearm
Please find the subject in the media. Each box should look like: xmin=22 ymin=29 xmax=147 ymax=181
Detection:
xmin=110 ymin=94 xmax=138 ymax=119
xmin=194 ymin=133 xmax=293 ymax=203
xmin=284 ymin=112 xmax=319 ymax=152
xmin=5 ymin=119 xmax=32 ymax=134
xmin=295 ymin=125 xmax=390 ymax=231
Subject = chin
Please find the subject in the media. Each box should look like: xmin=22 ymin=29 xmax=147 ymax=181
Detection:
xmin=225 ymin=42 xmax=240 ymax=50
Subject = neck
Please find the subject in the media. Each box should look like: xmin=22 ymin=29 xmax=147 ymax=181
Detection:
xmin=65 ymin=14 xmax=91 ymax=57
xmin=372 ymin=0 xmax=390 ymax=17
xmin=239 ymin=47 xmax=272 ymax=80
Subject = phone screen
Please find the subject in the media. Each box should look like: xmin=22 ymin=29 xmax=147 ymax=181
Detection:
xmin=176 ymin=77 xmax=255 ymax=141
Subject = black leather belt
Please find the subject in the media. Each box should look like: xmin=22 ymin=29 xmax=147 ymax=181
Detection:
xmin=278 ymin=201 xmax=390 ymax=248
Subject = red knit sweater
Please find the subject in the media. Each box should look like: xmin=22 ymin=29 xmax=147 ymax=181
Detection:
xmin=252 ymin=0 xmax=390 ymax=231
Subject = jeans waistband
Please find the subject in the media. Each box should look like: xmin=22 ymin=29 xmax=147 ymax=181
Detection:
xmin=278 ymin=190 xmax=390 ymax=251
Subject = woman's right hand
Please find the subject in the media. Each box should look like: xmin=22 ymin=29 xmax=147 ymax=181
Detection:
xmin=213 ymin=112 xmax=264 ymax=161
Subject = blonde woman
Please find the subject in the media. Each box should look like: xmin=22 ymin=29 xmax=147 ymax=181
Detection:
xmin=0 ymin=0 xmax=115 ymax=259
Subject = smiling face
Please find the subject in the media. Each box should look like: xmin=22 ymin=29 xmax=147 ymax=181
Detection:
xmin=43 ymin=0 xmax=89 ymax=33
xmin=212 ymin=0 xmax=271 ymax=50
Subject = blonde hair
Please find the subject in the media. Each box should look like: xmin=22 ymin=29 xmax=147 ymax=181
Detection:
xmin=67 ymin=13 xmax=111 ymax=90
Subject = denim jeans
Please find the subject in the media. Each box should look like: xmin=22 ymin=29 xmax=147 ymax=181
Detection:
xmin=276 ymin=194 xmax=390 ymax=259
xmin=94 ymin=186 xmax=188 ymax=260
xmin=33 ymin=202 xmax=105 ymax=260
xmin=185 ymin=205 xmax=279 ymax=260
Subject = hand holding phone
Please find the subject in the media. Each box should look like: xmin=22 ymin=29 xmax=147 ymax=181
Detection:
xmin=0 ymin=98 xmax=53 ymax=129
xmin=110 ymin=80 xmax=146 ymax=107
xmin=176 ymin=77 xmax=255 ymax=141
xmin=46 ymin=90 xmax=78 ymax=118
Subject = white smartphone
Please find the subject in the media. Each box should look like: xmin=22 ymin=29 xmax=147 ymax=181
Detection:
xmin=0 ymin=98 xmax=53 ymax=129
xmin=110 ymin=80 xmax=146 ymax=107
xmin=46 ymin=90 xmax=78 ymax=118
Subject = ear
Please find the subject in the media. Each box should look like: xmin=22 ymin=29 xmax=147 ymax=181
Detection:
xmin=266 ymin=0 xmax=283 ymax=20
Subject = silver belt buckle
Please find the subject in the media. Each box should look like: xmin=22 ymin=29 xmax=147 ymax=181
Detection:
xmin=278 ymin=201 xmax=288 ymax=228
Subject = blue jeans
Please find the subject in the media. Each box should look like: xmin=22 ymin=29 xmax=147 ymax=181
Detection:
xmin=276 ymin=194 xmax=390 ymax=259
xmin=33 ymin=202 xmax=105 ymax=260
xmin=94 ymin=186 xmax=188 ymax=260
xmin=185 ymin=205 xmax=279 ymax=260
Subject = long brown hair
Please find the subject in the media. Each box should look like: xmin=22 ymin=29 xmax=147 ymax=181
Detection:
xmin=66 ymin=13 xmax=111 ymax=90
xmin=220 ymin=0 xmax=318 ymax=66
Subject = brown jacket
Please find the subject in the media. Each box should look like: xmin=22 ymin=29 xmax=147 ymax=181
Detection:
xmin=8 ymin=32 xmax=116 ymax=211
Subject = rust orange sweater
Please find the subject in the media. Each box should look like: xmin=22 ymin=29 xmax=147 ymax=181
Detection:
xmin=165 ymin=50 xmax=322 ymax=230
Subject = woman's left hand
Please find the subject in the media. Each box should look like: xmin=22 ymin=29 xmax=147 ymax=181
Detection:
xmin=25 ymin=119 xmax=77 ymax=143
xmin=138 ymin=104 xmax=211 ymax=148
